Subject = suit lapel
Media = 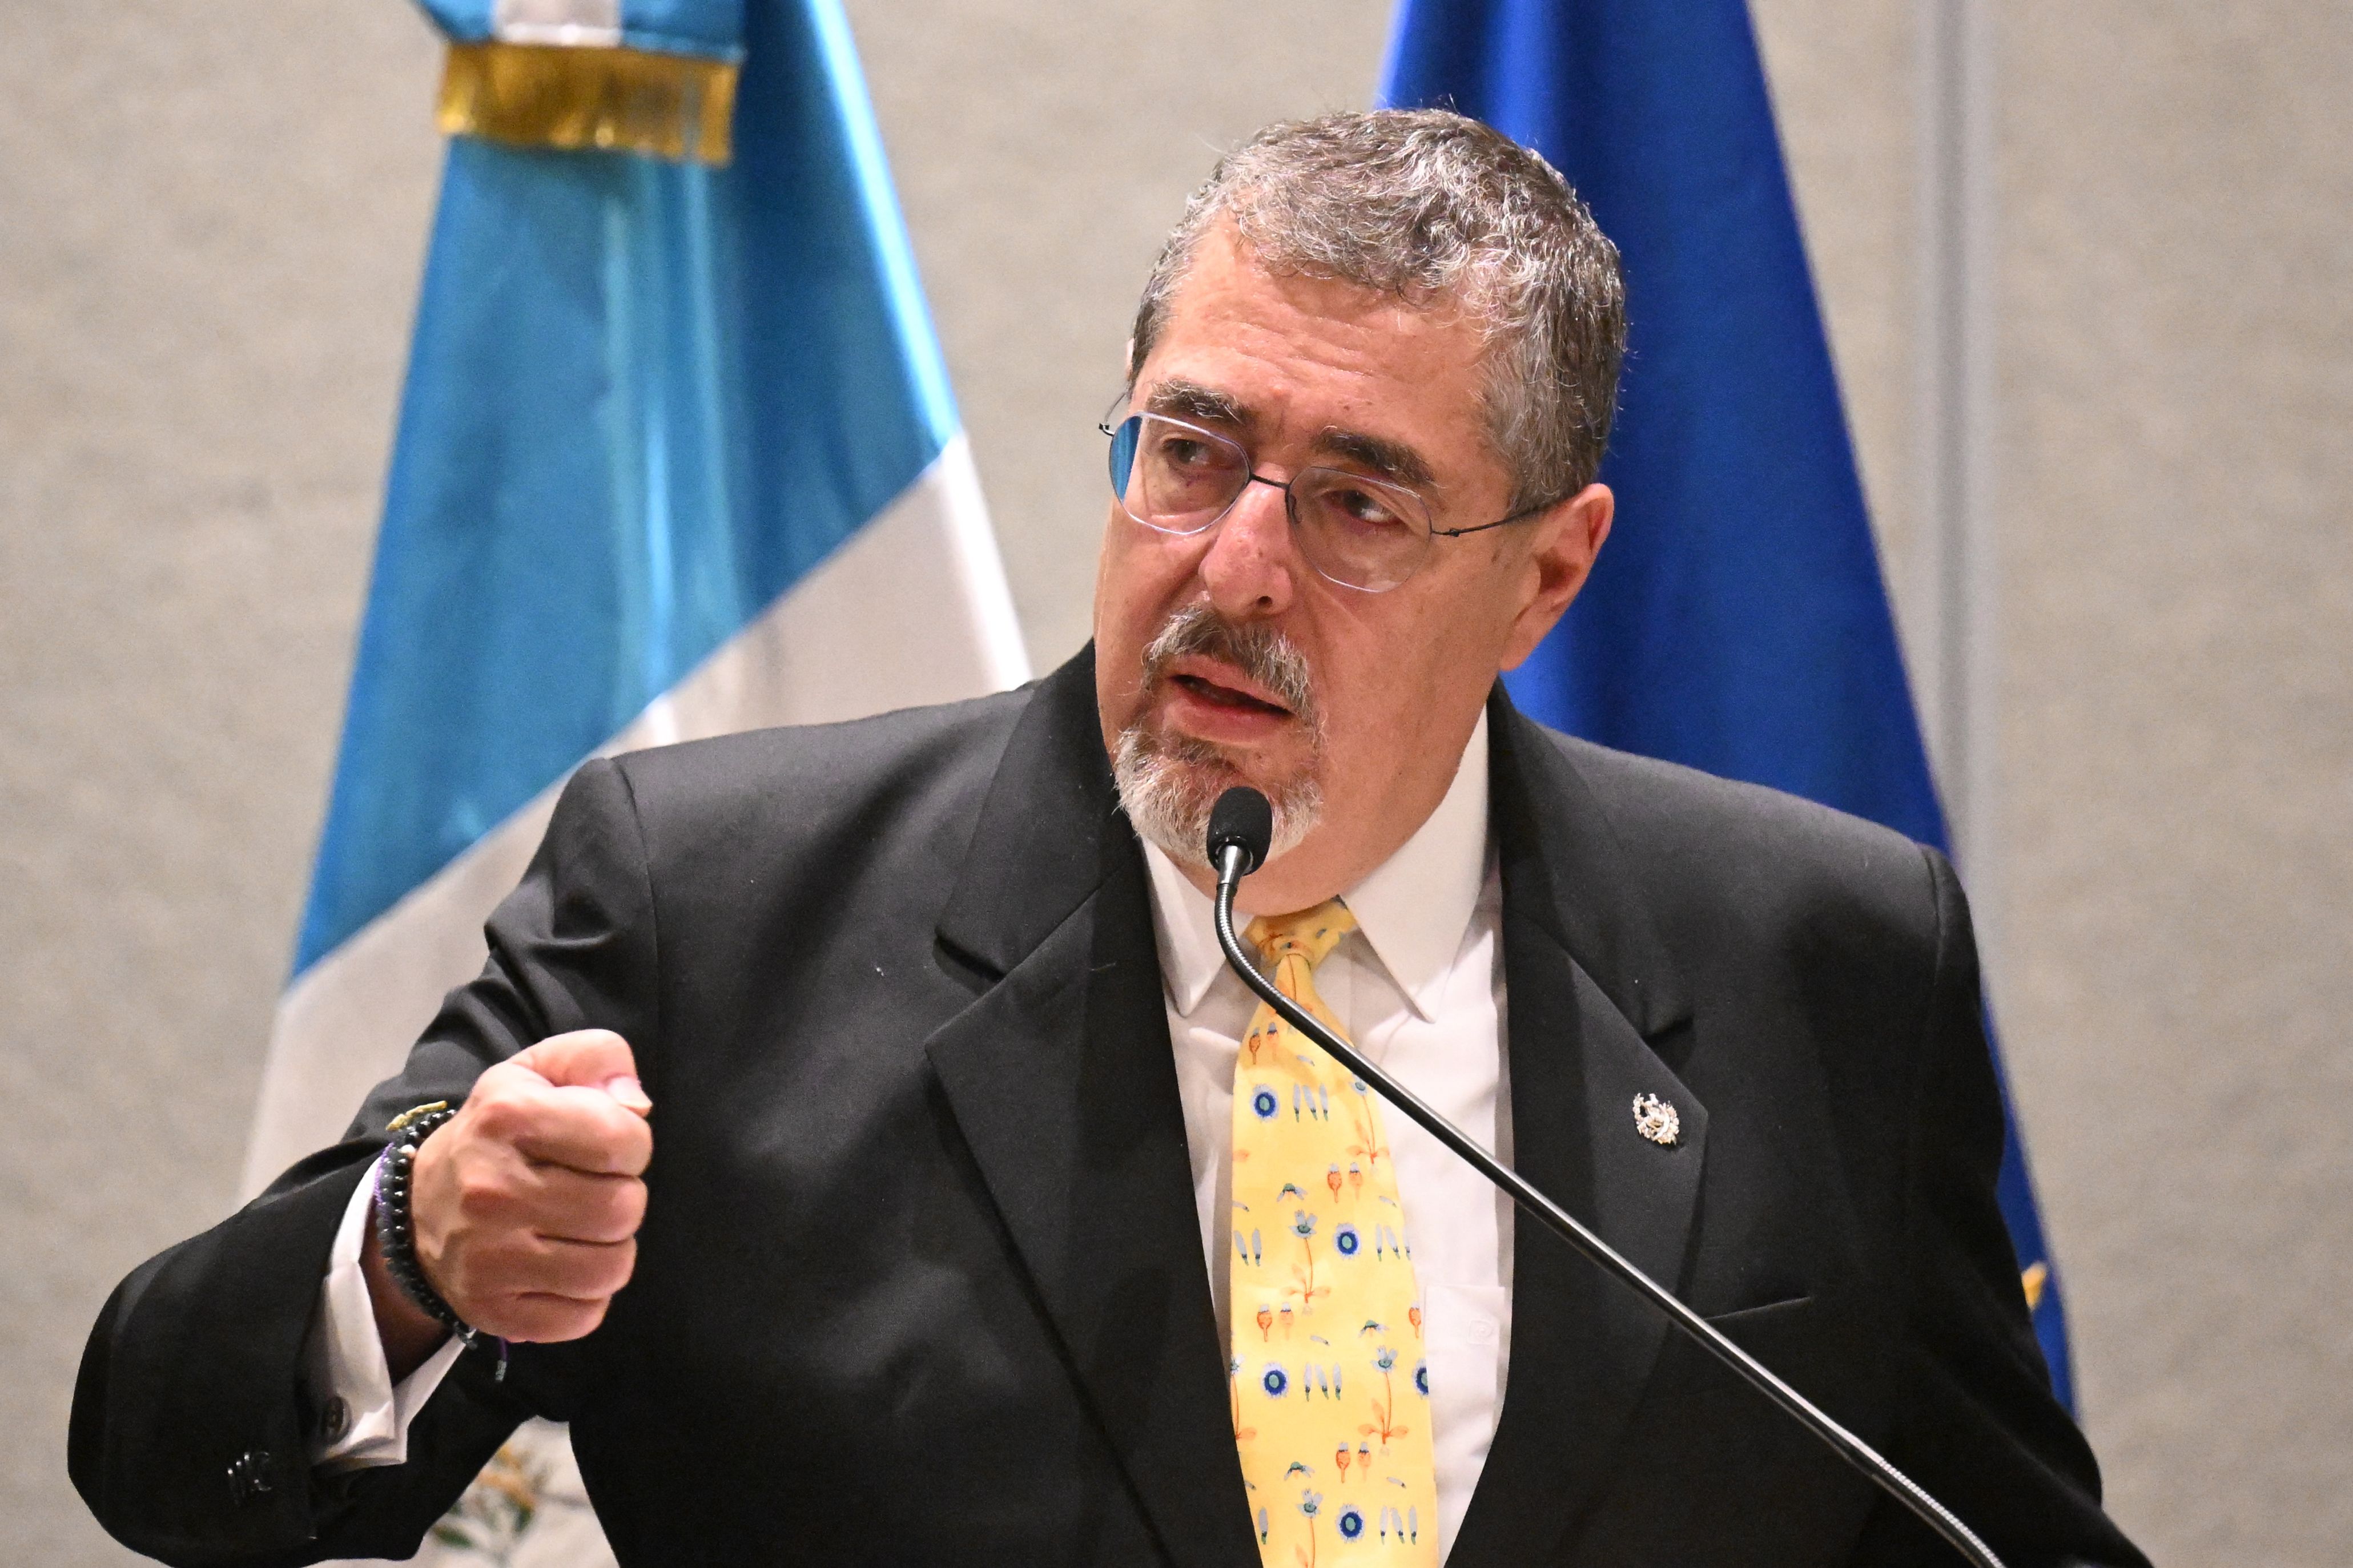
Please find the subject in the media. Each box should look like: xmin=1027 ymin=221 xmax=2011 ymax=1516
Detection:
xmin=924 ymin=648 xmax=1256 ymax=1566
xmin=1449 ymin=693 xmax=1710 ymax=1565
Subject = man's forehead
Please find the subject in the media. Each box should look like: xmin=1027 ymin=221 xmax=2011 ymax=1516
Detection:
xmin=1131 ymin=229 xmax=1489 ymax=493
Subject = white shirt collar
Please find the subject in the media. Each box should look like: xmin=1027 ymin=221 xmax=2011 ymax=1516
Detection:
xmin=1143 ymin=708 xmax=1491 ymax=1021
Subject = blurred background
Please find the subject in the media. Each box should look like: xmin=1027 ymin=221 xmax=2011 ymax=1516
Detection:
xmin=4 ymin=1 xmax=2346 ymax=1562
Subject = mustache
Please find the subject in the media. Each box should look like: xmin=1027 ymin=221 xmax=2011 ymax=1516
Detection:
xmin=1140 ymin=606 xmax=1318 ymax=724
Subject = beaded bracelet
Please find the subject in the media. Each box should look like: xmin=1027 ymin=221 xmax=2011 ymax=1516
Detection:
xmin=372 ymin=1101 xmax=508 ymax=1379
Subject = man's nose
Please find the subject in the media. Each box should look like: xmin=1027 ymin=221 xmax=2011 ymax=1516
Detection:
xmin=1197 ymin=475 xmax=1299 ymax=620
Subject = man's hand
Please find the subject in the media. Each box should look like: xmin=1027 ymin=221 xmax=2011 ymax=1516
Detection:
xmin=363 ymin=1030 xmax=653 ymax=1373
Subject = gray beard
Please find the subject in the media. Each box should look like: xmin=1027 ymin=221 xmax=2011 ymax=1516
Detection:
xmin=1109 ymin=603 xmax=1326 ymax=870
xmin=1112 ymin=722 xmax=1323 ymax=872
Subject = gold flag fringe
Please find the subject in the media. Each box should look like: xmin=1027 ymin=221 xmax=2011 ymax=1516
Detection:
xmin=437 ymin=41 xmax=737 ymax=166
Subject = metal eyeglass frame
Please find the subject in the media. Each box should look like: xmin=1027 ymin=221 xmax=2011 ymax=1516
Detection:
xmin=1099 ymin=409 xmax=1559 ymax=594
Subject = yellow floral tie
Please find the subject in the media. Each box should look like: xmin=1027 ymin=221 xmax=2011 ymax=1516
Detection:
xmin=1230 ymin=901 xmax=1438 ymax=1566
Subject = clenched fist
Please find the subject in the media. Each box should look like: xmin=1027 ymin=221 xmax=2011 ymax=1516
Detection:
xmin=364 ymin=1030 xmax=652 ymax=1374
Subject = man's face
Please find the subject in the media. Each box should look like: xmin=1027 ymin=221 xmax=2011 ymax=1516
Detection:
xmin=1094 ymin=223 xmax=1609 ymax=898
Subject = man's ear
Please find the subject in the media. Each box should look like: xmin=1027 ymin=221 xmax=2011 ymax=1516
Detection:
xmin=1500 ymin=483 xmax=1613 ymax=671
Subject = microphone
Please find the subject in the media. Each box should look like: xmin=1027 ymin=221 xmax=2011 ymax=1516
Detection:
xmin=1205 ymin=785 xmax=1274 ymax=877
xmin=1205 ymin=787 xmax=2005 ymax=1568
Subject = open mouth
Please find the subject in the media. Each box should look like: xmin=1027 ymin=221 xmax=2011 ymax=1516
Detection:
xmin=1170 ymin=671 xmax=1292 ymax=718
xmin=1161 ymin=652 xmax=1298 ymax=722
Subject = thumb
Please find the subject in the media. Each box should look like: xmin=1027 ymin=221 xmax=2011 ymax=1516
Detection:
xmin=512 ymin=1029 xmax=652 ymax=1115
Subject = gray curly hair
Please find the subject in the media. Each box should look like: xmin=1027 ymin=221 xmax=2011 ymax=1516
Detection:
xmin=1127 ymin=109 xmax=1626 ymax=512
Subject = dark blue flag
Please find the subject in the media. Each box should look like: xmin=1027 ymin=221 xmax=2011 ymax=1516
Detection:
xmin=1380 ymin=0 xmax=2073 ymax=1408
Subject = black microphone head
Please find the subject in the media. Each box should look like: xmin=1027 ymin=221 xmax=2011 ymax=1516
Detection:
xmin=1206 ymin=787 xmax=1274 ymax=877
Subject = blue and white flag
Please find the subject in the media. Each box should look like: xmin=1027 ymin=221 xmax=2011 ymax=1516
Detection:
xmin=1381 ymin=0 xmax=2075 ymax=1406
xmin=243 ymin=0 xmax=1027 ymax=1195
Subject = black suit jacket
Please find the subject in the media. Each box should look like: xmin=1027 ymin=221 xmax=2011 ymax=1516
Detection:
xmin=73 ymin=647 xmax=2145 ymax=1567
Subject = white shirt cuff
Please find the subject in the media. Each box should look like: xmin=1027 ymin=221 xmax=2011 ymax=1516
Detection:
xmin=305 ymin=1154 xmax=466 ymax=1470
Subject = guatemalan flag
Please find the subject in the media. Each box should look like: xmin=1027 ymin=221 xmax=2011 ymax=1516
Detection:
xmin=242 ymin=0 xmax=1027 ymax=1197
xmin=244 ymin=6 xmax=1024 ymax=1553
xmin=1379 ymin=0 xmax=2077 ymax=1407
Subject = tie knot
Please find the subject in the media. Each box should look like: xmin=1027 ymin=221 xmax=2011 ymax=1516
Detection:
xmin=1244 ymin=899 xmax=1357 ymax=970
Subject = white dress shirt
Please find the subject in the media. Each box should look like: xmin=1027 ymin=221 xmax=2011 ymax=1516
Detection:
xmin=311 ymin=713 xmax=1515 ymax=1557
xmin=1147 ymin=710 xmax=1511 ymax=1559
xmin=309 ymin=1162 xmax=465 ymax=1469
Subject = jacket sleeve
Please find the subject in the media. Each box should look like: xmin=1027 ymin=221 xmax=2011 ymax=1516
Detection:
xmin=69 ymin=757 xmax=659 ymax=1567
xmin=1848 ymin=846 xmax=2148 ymax=1568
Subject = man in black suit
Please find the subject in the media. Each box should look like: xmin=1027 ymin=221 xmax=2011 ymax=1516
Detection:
xmin=73 ymin=111 xmax=2145 ymax=1566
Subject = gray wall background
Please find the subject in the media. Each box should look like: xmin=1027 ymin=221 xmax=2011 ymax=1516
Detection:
xmin=5 ymin=2 xmax=2346 ymax=1562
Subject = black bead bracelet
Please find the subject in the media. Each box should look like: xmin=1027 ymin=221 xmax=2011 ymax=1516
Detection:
xmin=372 ymin=1101 xmax=506 ymax=1377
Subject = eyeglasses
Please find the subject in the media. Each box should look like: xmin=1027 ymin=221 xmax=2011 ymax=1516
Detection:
xmin=1099 ymin=409 xmax=1554 ymax=594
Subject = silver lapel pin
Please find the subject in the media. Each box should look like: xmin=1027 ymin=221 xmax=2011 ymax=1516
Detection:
xmin=1632 ymin=1092 xmax=1680 ymax=1147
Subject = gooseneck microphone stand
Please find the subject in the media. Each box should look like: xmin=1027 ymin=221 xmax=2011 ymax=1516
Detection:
xmin=1205 ymin=787 xmax=2004 ymax=1568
